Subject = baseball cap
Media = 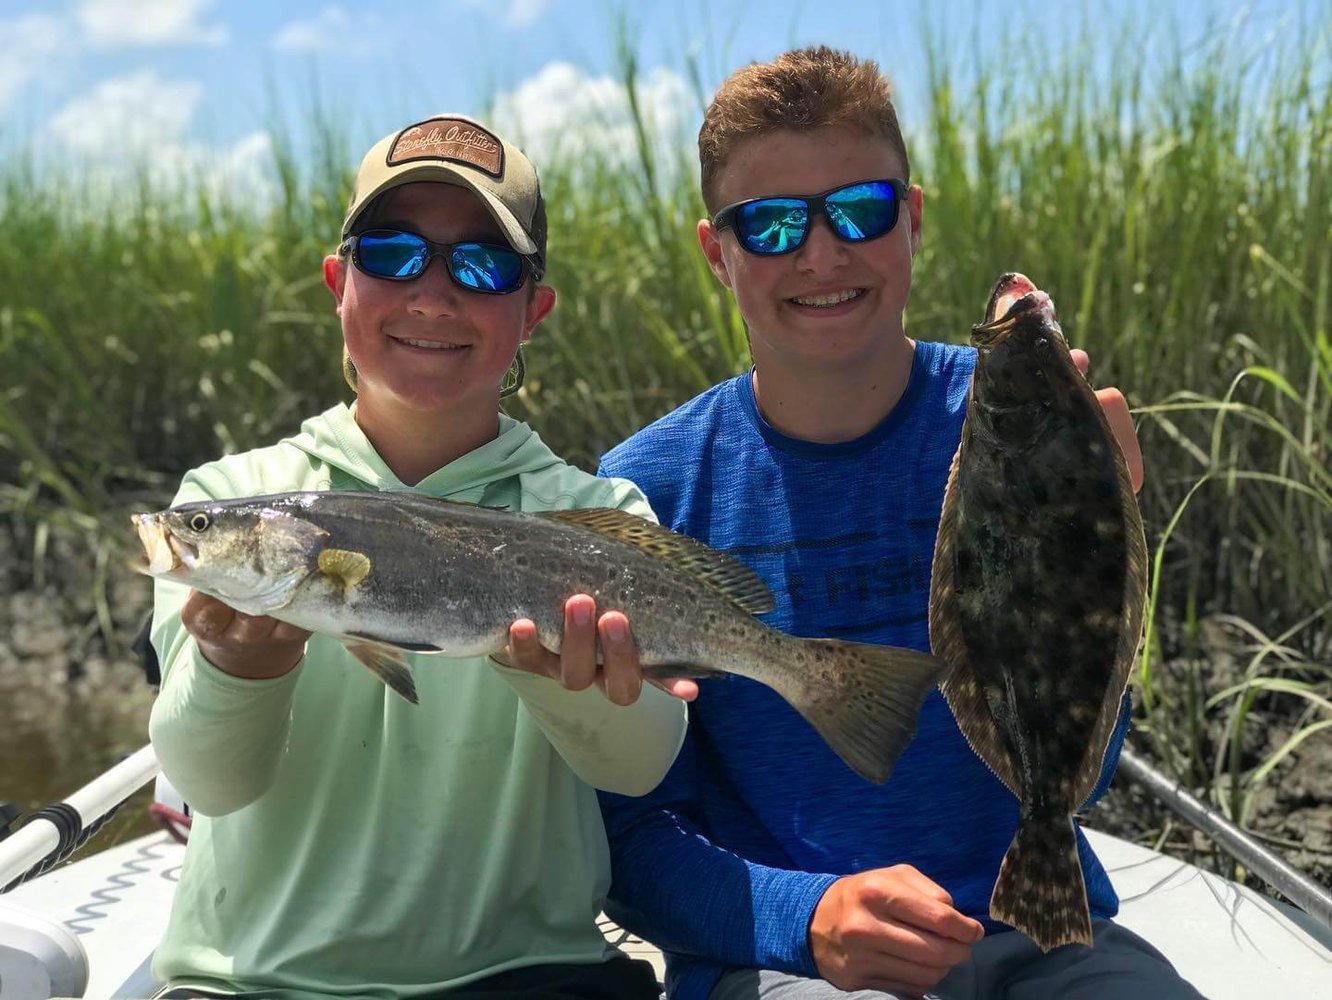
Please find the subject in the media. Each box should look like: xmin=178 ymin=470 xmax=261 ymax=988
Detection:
xmin=342 ymin=114 xmax=547 ymax=274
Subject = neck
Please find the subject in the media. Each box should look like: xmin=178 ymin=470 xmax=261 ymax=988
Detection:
xmin=751 ymin=338 xmax=917 ymax=444
xmin=353 ymin=396 xmax=500 ymax=486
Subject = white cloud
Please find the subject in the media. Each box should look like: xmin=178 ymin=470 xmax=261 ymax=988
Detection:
xmin=49 ymin=70 xmax=204 ymax=157
xmin=457 ymin=0 xmax=552 ymax=28
xmin=272 ymin=6 xmax=388 ymax=54
xmin=184 ymin=130 xmax=276 ymax=205
xmin=77 ymin=0 xmax=227 ymax=48
xmin=0 ymin=1 xmax=226 ymax=112
xmin=45 ymin=71 xmax=275 ymax=206
xmin=0 ymin=13 xmax=68 ymax=112
xmin=490 ymin=61 xmax=692 ymax=167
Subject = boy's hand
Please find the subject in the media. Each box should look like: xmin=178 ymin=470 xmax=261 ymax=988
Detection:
xmin=1071 ymin=348 xmax=1144 ymax=494
xmin=809 ymin=866 xmax=983 ymax=997
xmin=181 ymin=589 xmax=310 ymax=679
xmin=497 ymin=594 xmax=698 ymax=705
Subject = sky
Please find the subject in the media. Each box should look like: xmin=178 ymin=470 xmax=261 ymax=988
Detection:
xmin=0 ymin=0 xmax=1320 ymax=198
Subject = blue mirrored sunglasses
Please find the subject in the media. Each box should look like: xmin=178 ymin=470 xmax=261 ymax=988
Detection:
xmin=712 ymin=178 xmax=908 ymax=256
xmin=342 ymin=229 xmax=534 ymax=294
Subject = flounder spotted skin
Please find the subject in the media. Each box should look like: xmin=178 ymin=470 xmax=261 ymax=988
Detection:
xmin=928 ymin=273 xmax=1149 ymax=951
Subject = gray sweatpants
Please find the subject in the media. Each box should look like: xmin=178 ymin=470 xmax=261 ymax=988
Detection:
xmin=709 ymin=919 xmax=1207 ymax=1000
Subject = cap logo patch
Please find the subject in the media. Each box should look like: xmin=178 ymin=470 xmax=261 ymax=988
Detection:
xmin=387 ymin=117 xmax=504 ymax=178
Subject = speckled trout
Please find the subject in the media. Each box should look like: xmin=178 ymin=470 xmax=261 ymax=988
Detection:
xmin=928 ymin=273 xmax=1148 ymax=950
xmin=133 ymin=491 xmax=950 ymax=784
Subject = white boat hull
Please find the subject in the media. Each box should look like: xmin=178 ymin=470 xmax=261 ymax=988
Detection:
xmin=2 ymin=826 xmax=1329 ymax=999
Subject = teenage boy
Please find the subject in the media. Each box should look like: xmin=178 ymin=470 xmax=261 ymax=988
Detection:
xmin=148 ymin=114 xmax=687 ymax=999
xmin=510 ymin=47 xmax=1201 ymax=1000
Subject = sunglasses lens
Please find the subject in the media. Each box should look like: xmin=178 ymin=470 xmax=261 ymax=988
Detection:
xmin=356 ymin=230 xmax=428 ymax=278
xmin=736 ymin=198 xmax=808 ymax=254
xmin=450 ymin=243 xmax=525 ymax=293
xmin=825 ymin=181 xmax=900 ymax=241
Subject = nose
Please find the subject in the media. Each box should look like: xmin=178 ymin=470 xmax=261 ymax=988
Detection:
xmin=793 ymin=216 xmax=851 ymax=273
xmin=405 ymin=255 xmax=461 ymax=316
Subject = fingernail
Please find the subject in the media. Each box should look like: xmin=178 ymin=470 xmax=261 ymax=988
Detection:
xmin=603 ymin=618 xmax=626 ymax=642
xmin=573 ymin=602 xmax=592 ymax=627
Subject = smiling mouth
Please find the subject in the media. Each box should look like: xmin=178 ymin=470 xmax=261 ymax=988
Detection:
xmin=392 ymin=336 xmax=467 ymax=350
xmin=789 ymin=289 xmax=865 ymax=308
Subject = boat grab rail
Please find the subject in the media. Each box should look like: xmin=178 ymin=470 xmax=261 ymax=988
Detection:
xmin=0 ymin=746 xmax=160 ymax=894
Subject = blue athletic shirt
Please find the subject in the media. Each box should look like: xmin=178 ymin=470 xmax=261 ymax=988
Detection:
xmin=597 ymin=339 xmax=1130 ymax=1000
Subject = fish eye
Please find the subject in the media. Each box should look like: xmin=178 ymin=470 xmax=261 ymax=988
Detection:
xmin=189 ymin=513 xmax=211 ymax=532
xmin=1034 ymin=337 xmax=1051 ymax=357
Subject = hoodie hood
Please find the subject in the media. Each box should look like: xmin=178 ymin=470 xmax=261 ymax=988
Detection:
xmin=280 ymin=403 xmax=568 ymax=504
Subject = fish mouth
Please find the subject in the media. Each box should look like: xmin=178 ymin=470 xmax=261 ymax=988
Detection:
xmin=131 ymin=514 xmax=197 ymax=576
xmin=984 ymin=272 xmax=1038 ymax=322
xmin=972 ymin=275 xmax=1056 ymax=350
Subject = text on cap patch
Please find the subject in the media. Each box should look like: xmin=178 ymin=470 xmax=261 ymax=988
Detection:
xmin=387 ymin=117 xmax=504 ymax=178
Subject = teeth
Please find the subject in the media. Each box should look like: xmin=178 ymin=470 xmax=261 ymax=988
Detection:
xmin=400 ymin=338 xmax=462 ymax=350
xmin=792 ymin=289 xmax=862 ymax=307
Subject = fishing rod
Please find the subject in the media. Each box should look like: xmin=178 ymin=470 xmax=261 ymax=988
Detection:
xmin=0 ymin=745 xmax=160 ymax=894
xmin=1117 ymin=744 xmax=1332 ymax=934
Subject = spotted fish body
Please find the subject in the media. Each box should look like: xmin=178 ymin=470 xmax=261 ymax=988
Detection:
xmin=928 ymin=273 xmax=1148 ymax=951
xmin=134 ymin=491 xmax=950 ymax=785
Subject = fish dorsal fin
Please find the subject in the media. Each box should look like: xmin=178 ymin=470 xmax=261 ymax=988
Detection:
xmin=929 ymin=438 xmax=1023 ymax=799
xmin=1068 ymin=400 xmax=1151 ymax=809
xmin=319 ymin=548 xmax=371 ymax=593
xmin=539 ymin=508 xmax=775 ymax=615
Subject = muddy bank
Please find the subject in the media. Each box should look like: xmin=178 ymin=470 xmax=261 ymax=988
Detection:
xmin=1084 ymin=616 xmax=1332 ymax=894
xmin=0 ymin=526 xmax=156 ymax=820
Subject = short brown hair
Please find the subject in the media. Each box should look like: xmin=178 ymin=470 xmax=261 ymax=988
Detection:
xmin=698 ymin=46 xmax=910 ymax=212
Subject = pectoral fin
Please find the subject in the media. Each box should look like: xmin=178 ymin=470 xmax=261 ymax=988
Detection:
xmin=319 ymin=548 xmax=372 ymax=594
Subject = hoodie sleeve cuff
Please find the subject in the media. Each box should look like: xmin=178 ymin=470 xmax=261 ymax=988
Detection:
xmin=751 ymin=869 xmax=841 ymax=975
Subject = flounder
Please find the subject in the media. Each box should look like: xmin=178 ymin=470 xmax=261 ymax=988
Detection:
xmin=929 ymin=273 xmax=1148 ymax=950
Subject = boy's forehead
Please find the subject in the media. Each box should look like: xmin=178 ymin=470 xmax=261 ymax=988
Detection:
xmin=714 ymin=125 xmax=906 ymax=203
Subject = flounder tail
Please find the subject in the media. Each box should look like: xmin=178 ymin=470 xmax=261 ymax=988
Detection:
xmin=791 ymin=640 xmax=951 ymax=785
xmin=991 ymin=809 xmax=1093 ymax=952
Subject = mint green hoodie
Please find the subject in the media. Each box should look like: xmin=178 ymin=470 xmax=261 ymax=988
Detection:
xmin=148 ymin=404 xmax=687 ymax=998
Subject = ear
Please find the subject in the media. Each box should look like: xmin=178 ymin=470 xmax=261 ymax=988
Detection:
xmin=522 ymin=284 xmax=557 ymax=342
xmin=697 ymin=218 xmax=734 ymax=290
xmin=323 ymin=255 xmax=347 ymax=311
xmin=906 ymin=184 xmax=924 ymax=259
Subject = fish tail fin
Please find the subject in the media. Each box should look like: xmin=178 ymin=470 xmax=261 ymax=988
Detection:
xmin=343 ymin=640 xmax=420 ymax=705
xmin=991 ymin=811 xmax=1092 ymax=952
xmin=788 ymin=639 xmax=951 ymax=784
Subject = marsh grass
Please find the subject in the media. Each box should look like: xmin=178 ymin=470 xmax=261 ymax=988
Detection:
xmin=0 ymin=16 xmax=1328 ymax=876
xmin=908 ymin=18 xmax=1331 ymax=859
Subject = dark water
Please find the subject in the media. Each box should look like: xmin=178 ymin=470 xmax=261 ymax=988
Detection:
xmin=0 ymin=671 xmax=159 ymax=858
